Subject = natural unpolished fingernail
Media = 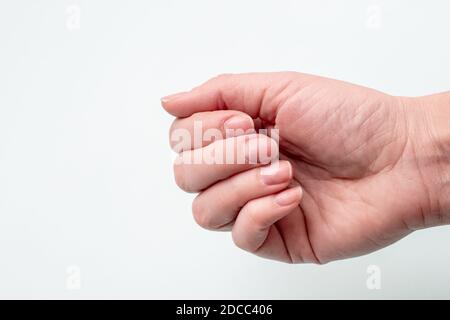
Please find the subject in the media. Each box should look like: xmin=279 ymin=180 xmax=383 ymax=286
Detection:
xmin=261 ymin=161 xmax=292 ymax=185
xmin=275 ymin=186 xmax=303 ymax=206
xmin=224 ymin=115 xmax=254 ymax=134
xmin=161 ymin=92 xmax=188 ymax=103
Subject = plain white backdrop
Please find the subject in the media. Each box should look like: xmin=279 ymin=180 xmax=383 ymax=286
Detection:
xmin=1 ymin=0 xmax=449 ymax=299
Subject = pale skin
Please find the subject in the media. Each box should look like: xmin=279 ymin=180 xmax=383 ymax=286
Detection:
xmin=161 ymin=72 xmax=450 ymax=264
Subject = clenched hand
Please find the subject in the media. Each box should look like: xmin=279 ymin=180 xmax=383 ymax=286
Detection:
xmin=161 ymin=72 xmax=450 ymax=264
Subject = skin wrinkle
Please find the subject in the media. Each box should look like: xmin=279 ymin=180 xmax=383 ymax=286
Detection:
xmin=253 ymin=211 xmax=292 ymax=259
xmin=253 ymin=229 xmax=273 ymax=258
xmin=278 ymin=89 xmax=336 ymax=165
xmin=216 ymin=88 xmax=226 ymax=111
xmin=285 ymin=96 xmax=403 ymax=179
xmin=298 ymin=184 xmax=333 ymax=263
xmin=328 ymin=186 xmax=384 ymax=255
xmin=410 ymin=141 xmax=432 ymax=229
xmin=293 ymin=154 xmax=335 ymax=181
xmin=344 ymin=101 xmax=401 ymax=176
xmin=296 ymin=206 xmax=320 ymax=264
xmin=420 ymin=101 xmax=450 ymax=223
xmin=341 ymin=131 xmax=385 ymax=176
xmin=370 ymin=100 xmax=409 ymax=174
xmin=292 ymin=119 xmax=414 ymax=261
xmin=273 ymin=223 xmax=295 ymax=264
xmin=260 ymin=79 xmax=295 ymax=123
xmin=332 ymin=110 xmax=368 ymax=163
xmin=241 ymin=201 xmax=262 ymax=235
xmin=339 ymin=98 xmax=382 ymax=156
xmin=401 ymin=98 xmax=438 ymax=229
xmin=428 ymin=156 xmax=449 ymax=225
xmin=310 ymin=204 xmax=343 ymax=262
xmin=367 ymin=133 xmax=399 ymax=175
xmin=354 ymin=98 xmax=382 ymax=134
xmin=277 ymin=225 xmax=294 ymax=263
xmin=210 ymin=184 xmax=241 ymax=228
xmin=256 ymin=86 xmax=269 ymax=121
xmin=281 ymin=83 xmax=324 ymax=126
xmin=270 ymin=179 xmax=313 ymax=263
xmin=357 ymin=173 xmax=413 ymax=238
xmin=312 ymin=91 xmax=354 ymax=140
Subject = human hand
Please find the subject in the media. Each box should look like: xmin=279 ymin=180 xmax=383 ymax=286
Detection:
xmin=161 ymin=72 xmax=449 ymax=264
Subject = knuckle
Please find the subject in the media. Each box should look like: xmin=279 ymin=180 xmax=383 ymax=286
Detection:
xmin=168 ymin=120 xmax=180 ymax=149
xmin=231 ymin=230 xmax=247 ymax=251
xmin=192 ymin=195 xmax=212 ymax=229
xmin=169 ymin=122 xmax=191 ymax=152
xmin=203 ymin=73 xmax=234 ymax=87
xmin=231 ymin=202 xmax=260 ymax=253
xmin=231 ymin=230 xmax=254 ymax=253
xmin=215 ymin=73 xmax=233 ymax=81
xmin=173 ymin=163 xmax=194 ymax=192
xmin=288 ymin=252 xmax=304 ymax=264
xmin=225 ymin=177 xmax=241 ymax=203
xmin=244 ymin=201 xmax=262 ymax=229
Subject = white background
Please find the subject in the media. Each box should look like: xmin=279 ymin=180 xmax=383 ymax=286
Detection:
xmin=1 ymin=0 xmax=449 ymax=299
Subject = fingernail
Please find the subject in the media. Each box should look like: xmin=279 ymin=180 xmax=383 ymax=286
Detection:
xmin=161 ymin=92 xmax=188 ymax=103
xmin=224 ymin=115 xmax=253 ymax=130
xmin=275 ymin=186 xmax=302 ymax=206
xmin=224 ymin=115 xmax=254 ymax=137
xmin=261 ymin=161 xmax=292 ymax=185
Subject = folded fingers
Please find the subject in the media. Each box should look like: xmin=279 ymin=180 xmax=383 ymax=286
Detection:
xmin=192 ymin=160 xmax=293 ymax=230
xmin=232 ymin=186 xmax=303 ymax=262
xmin=173 ymin=133 xmax=279 ymax=192
xmin=169 ymin=110 xmax=255 ymax=151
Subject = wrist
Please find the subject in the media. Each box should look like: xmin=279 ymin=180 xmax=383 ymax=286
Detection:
xmin=404 ymin=93 xmax=450 ymax=227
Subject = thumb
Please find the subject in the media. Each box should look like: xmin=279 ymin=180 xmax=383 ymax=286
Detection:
xmin=161 ymin=72 xmax=304 ymax=120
